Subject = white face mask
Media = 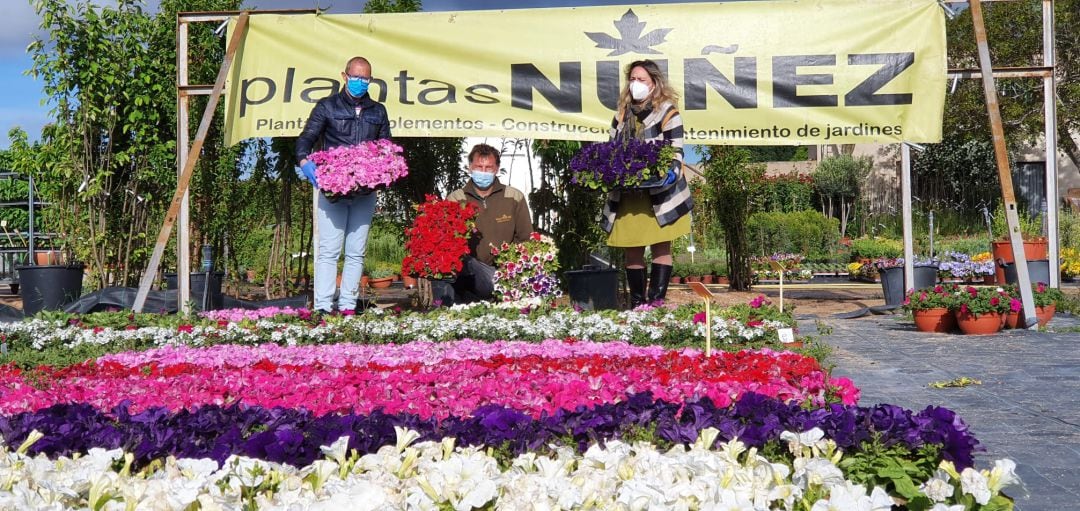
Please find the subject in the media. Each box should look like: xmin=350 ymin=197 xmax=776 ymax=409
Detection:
xmin=629 ymin=81 xmax=652 ymax=101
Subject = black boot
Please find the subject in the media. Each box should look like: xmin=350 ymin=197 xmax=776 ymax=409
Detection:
xmin=626 ymin=268 xmax=647 ymax=309
xmin=647 ymin=263 xmax=673 ymax=304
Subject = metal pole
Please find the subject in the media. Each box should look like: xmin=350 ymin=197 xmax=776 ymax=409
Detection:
xmin=27 ymin=174 xmax=35 ymax=265
xmin=928 ymin=211 xmax=935 ymax=259
xmin=969 ymin=0 xmax=1036 ymax=326
xmin=1043 ymin=0 xmax=1060 ymax=288
xmin=901 ymin=144 xmax=915 ymax=291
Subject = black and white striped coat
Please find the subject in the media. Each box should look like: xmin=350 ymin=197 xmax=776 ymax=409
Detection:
xmin=600 ymin=101 xmax=694 ymax=234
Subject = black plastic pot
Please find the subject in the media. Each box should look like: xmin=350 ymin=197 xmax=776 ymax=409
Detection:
xmin=879 ymin=264 xmax=938 ymax=306
xmin=17 ymin=264 xmax=85 ymax=317
xmin=1001 ymin=259 xmax=1051 ymax=286
xmin=429 ymin=278 xmax=455 ymax=306
xmin=565 ymin=267 xmax=620 ymax=310
xmin=164 ymin=271 xmax=225 ymax=311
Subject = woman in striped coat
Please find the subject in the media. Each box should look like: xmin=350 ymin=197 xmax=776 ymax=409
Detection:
xmin=602 ymin=59 xmax=693 ymax=308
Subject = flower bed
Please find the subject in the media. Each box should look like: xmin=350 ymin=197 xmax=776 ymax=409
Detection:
xmin=0 ymin=423 xmax=1018 ymax=511
xmin=0 ymin=298 xmax=1023 ymax=510
xmin=0 ymin=303 xmax=797 ymax=363
xmin=0 ymin=341 xmax=853 ymax=418
xmin=2 ymin=393 xmax=975 ymax=470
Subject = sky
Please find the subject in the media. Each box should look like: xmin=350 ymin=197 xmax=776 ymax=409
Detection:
xmin=0 ymin=0 xmax=713 ymax=150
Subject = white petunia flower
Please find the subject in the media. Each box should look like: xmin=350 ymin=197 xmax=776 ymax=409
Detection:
xmin=920 ymin=469 xmax=955 ymax=502
xmin=960 ymin=467 xmax=992 ymax=505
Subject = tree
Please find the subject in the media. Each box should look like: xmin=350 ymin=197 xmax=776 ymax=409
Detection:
xmin=812 ymin=155 xmax=871 ymax=238
xmin=703 ymin=146 xmax=764 ymax=290
xmin=944 ymin=0 xmax=1080 ymax=169
xmin=27 ymin=0 xmax=176 ymax=287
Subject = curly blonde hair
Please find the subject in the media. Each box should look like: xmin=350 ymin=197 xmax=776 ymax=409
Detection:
xmin=616 ymin=59 xmax=680 ymax=118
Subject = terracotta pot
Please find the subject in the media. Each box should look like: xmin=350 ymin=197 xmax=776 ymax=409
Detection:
xmin=34 ymin=251 xmax=62 ymax=266
xmin=717 ymin=276 xmax=730 ymax=285
xmin=1009 ymin=304 xmax=1057 ymax=328
xmin=702 ymin=275 xmax=715 ymax=284
xmin=391 ymin=274 xmax=400 ymax=282
xmin=913 ymin=308 xmax=957 ymax=333
xmin=781 ymin=340 xmax=804 ymax=349
xmin=369 ymin=277 xmax=393 ymax=289
xmin=402 ymin=275 xmax=418 ymax=289
xmin=991 ymin=239 xmax=1049 ymax=284
xmin=670 ymin=276 xmax=682 ymax=284
xmin=686 ymin=275 xmax=701 ymax=283
xmin=982 ymin=274 xmax=996 ymax=285
xmin=1036 ymin=304 xmax=1055 ymax=326
xmin=360 ymin=275 xmax=370 ymax=288
xmin=954 ymin=310 xmax=1004 ymax=335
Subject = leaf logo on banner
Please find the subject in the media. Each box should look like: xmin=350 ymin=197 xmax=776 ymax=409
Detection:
xmin=585 ymin=9 xmax=672 ymax=56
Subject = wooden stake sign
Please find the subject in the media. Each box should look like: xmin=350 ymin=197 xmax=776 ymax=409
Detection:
xmin=687 ymin=281 xmax=715 ymax=357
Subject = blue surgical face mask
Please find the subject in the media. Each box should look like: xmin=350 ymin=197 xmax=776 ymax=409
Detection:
xmin=471 ymin=171 xmax=495 ymax=189
xmin=346 ymin=78 xmax=369 ymax=97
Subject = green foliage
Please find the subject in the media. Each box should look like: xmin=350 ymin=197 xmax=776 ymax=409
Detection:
xmin=812 ymin=155 xmax=871 ymax=238
xmin=813 ymin=155 xmax=868 ymax=200
xmin=363 ymin=0 xmax=422 ymax=13
xmin=758 ymin=174 xmax=814 ymax=213
xmin=945 ymin=0 xmax=1080 ymax=171
xmin=1060 ymin=208 xmax=1080 ymax=252
xmin=990 ymin=203 xmax=1044 ymax=240
xmin=686 ymin=178 xmax=723 ymax=254
xmin=365 ymin=219 xmax=407 ymax=269
xmin=911 ymin=136 xmax=1000 ymax=226
xmin=745 ymin=145 xmax=808 ymax=163
xmin=703 ymin=147 xmax=765 ymax=290
xmin=380 ymin=138 xmax=466 ymax=227
xmin=937 ymin=236 xmax=992 ymax=256
xmin=838 ymin=438 xmax=941 ymax=503
xmin=850 ymin=237 xmax=903 ymax=260
xmin=532 ymin=140 xmax=608 ymax=273
xmin=21 ymin=0 xmax=247 ymax=288
xmin=746 ymin=210 xmax=841 ymax=262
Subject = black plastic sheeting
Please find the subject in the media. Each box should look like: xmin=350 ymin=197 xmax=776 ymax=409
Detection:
xmin=0 ymin=287 xmax=309 ymax=322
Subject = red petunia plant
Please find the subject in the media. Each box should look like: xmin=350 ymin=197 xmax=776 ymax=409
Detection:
xmin=401 ymin=195 xmax=479 ymax=280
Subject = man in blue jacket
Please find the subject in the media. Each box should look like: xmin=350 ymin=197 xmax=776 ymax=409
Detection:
xmin=296 ymin=56 xmax=391 ymax=314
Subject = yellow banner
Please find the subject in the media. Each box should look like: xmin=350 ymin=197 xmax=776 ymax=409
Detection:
xmin=224 ymin=0 xmax=945 ymax=146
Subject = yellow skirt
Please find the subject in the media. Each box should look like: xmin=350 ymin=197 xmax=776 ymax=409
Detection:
xmin=607 ymin=192 xmax=690 ymax=247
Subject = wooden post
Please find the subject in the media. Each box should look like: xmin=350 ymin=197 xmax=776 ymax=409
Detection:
xmin=133 ymin=13 xmax=250 ymax=312
xmin=688 ymin=281 xmax=714 ymax=357
xmin=968 ymin=0 xmax=1036 ymax=327
xmin=177 ymin=19 xmax=191 ymax=312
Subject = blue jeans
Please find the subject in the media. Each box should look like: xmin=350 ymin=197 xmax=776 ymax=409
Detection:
xmin=314 ymin=192 xmax=376 ymax=311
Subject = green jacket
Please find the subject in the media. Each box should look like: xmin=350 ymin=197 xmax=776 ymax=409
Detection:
xmin=446 ymin=179 xmax=533 ymax=265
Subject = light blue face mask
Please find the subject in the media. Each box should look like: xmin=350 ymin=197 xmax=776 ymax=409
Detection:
xmin=471 ymin=171 xmax=495 ymax=189
xmin=346 ymin=78 xmax=369 ymax=97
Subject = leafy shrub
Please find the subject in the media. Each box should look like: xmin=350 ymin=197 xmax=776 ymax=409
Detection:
xmin=746 ymin=210 xmax=840 ymax=262
xmin=850 ymin=237 xmax=903 ymax=260
xmin=1060 ymin=208 xmax=1080 ymax=252
xmin=936 ymin=236 xmax=991 ymax=256
xmin=759 ymin=173 xmax=814 ymax=213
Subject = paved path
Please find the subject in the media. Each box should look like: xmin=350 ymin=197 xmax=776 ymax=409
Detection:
xmin=801 ymin=311 xmax=1080 ymax=511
